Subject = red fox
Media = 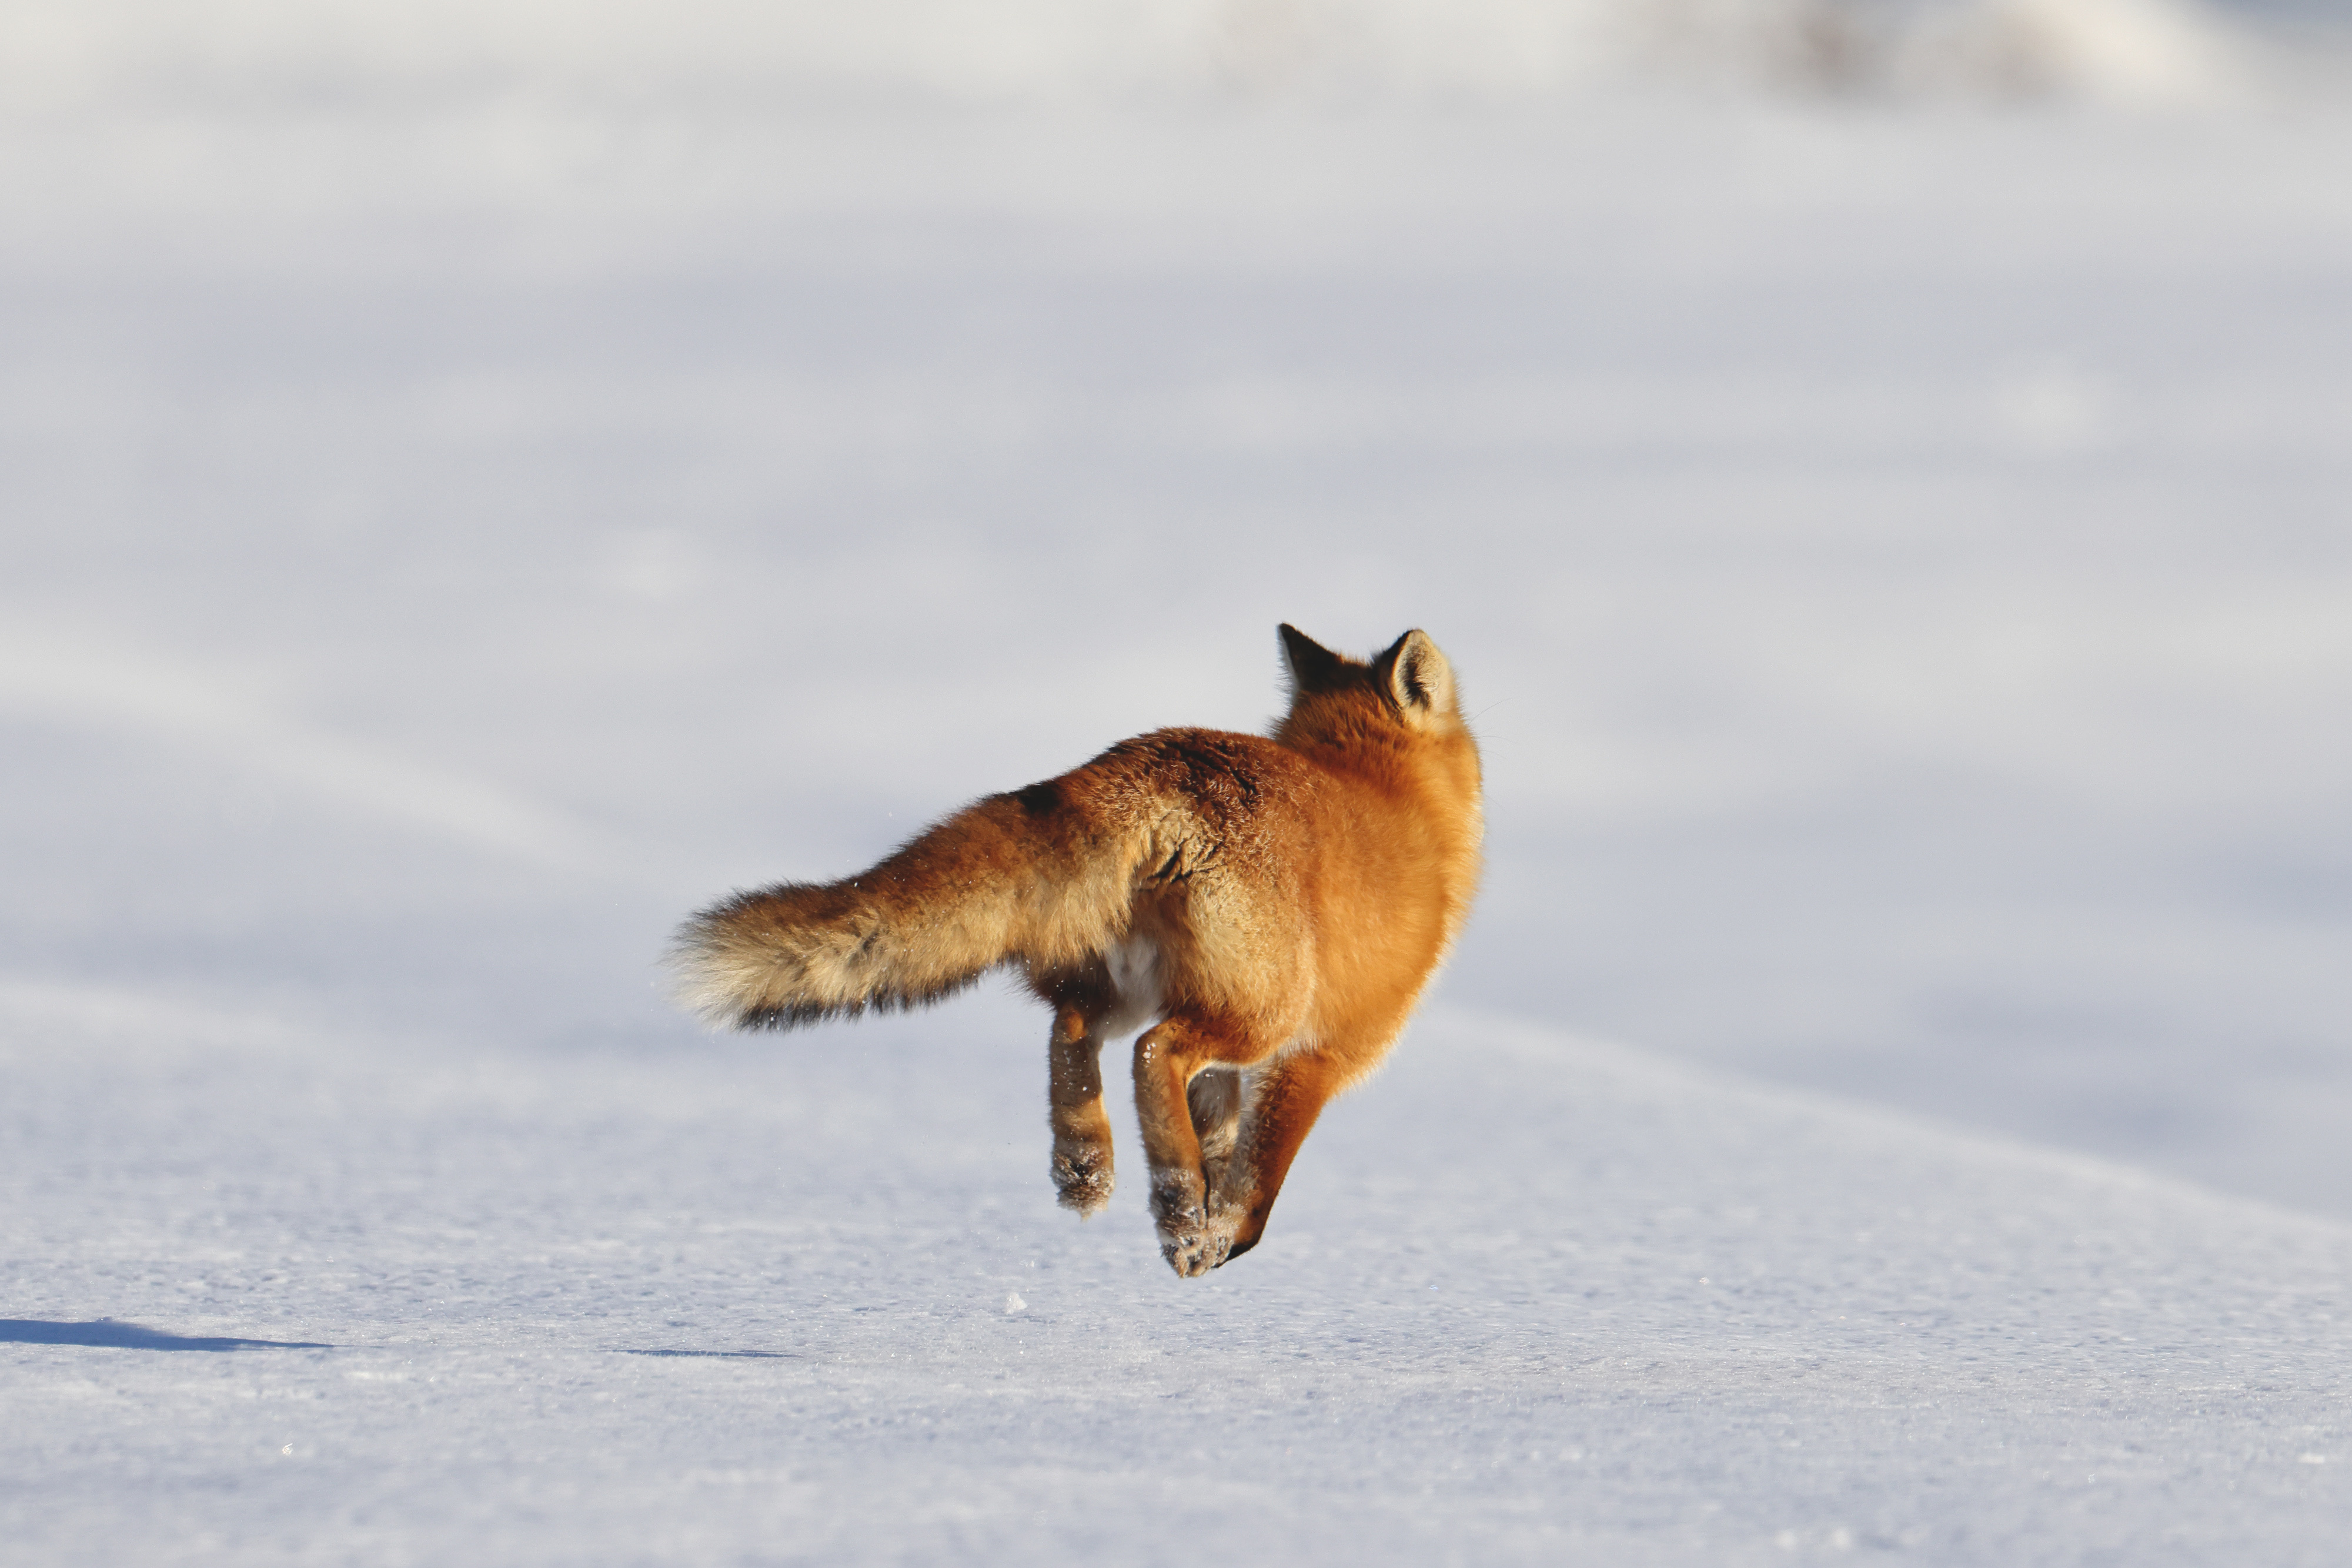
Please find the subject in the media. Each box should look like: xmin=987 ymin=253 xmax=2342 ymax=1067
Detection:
xmin=669 ymin=626 xmax=1483 ymax=1275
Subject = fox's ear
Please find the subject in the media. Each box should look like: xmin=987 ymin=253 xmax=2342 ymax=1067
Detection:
xmin=1378 ymin=629 xmax=1456 ymax=722
xmin=1278 ymin=623 xmax=1348 ymax=694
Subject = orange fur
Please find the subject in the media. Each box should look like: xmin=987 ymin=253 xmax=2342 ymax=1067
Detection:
xmin=669 ymin=625 xmax=1483 ymax=1275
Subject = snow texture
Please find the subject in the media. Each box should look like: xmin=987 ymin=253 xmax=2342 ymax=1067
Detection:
xmin=5 ymin=2 xmax=2352 ymax=1561
xmin=8 ymin=995 xmax=2352 ymax=1564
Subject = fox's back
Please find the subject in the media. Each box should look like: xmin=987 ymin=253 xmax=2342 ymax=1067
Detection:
xmin=1063 ymin=716 xmax=1479 ymax=1052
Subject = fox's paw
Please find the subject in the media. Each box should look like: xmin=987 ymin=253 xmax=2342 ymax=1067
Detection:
xmin=1157 ymin=1209 xmax=1239 ymax=1277
xmin=1151 ymin=1180 xmax=1239 ymax=1278
xmin=1052 ymin=1138 xmax=1115 ymax=1218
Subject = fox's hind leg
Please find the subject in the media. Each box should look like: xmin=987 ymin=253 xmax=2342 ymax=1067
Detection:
xmin=1045 ymin=999 xmax=1117 ymax=1216
xmin=1134 ymin=1012 xmax=1268 ymax=1276
xmin=1187 ymin=1069 xmax=1243 ymax=1197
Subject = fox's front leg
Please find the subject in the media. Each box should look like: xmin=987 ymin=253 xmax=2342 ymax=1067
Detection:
xmin=1209 ymin=1051 xmax=1347 ymax=1264
xmin=1047 ymin=1004 xmax=1115 ymax=1216
xmin=1133 ymin=1015 xmax=1260 ymax=1277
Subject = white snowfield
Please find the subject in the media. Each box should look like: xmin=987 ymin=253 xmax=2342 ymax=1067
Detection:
xmin=7 ymin=993 xmax=2351 ymax=1564
xmin=7 ymin=0 xmax=2352 ymax=1560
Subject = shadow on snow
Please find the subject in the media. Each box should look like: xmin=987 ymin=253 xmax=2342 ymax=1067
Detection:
xmin=1 ymin=1319 xmax=332 ymax=1352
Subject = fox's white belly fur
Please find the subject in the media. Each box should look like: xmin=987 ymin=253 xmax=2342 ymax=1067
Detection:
xmin=1100 ymin=934 xmax=1164 ymax=1038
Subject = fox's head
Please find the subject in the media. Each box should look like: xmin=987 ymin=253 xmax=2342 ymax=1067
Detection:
xmin=1271 ymin=624 xmax=1470 ymax=753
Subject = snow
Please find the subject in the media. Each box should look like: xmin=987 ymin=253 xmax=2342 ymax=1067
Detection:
xmin=6 ymin=2 xmax=2352 ymax=1560
xmin=9 ymin=997 xmax=2352 ymax=1562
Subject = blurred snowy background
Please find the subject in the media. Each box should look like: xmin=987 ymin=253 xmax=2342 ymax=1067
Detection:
xmin=3 ymin=0 xmax=2349 ymax=1212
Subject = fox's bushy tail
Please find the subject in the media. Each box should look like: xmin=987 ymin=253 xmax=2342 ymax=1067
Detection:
xmin=667 ymin=786 xmax=1142 ymax=1030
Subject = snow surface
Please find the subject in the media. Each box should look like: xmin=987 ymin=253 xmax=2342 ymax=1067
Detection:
xmin=6 ymin=3 xmax=2352 ymax=1561
xmin=9 ymin=995 xmax=2352 ymax=1563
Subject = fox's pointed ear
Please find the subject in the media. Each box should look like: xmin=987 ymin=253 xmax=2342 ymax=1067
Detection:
xmin=1378 ymin=629 xmax=1456 ymax=722
xmin=1278 ymin=623 xmax=1347 ymax=694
